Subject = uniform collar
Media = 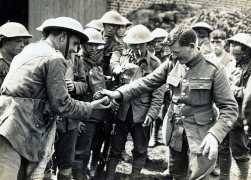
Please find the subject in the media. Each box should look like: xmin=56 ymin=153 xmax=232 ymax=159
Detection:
xmin=0 ymin=49 xmax=13 ymax=64
xmin=186 ymin=52 xmax=203 ymax=67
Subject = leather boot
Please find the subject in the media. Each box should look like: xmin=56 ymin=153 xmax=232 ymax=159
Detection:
xmin=131 ymin=154 xmax=146 ymax=179
xmin=148 ymin=120 xmax=161 ymax=148
xmin=236 ymin=160 xmax=249 ymax=180
xmin=219 ymin=153 xmax=231 ymax=180
xmin=105 ymin=155 xmax=120 ymax=180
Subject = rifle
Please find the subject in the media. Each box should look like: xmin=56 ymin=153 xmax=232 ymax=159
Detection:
xmin=93 ymin=74 xmax=120 ymax=180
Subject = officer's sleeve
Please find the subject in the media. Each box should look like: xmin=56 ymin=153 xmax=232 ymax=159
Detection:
xmin=45 ymin=53 xmax=93 ymax=120
xmin=117 ymin=60 xmax=171 ymax=102
xmin=242 ymin=76 xmax=251 ymax=129
xmin=73 ymin=56 xmax=88 ymax=95
xmin=208 ymin=65 xmax=238 ymax=143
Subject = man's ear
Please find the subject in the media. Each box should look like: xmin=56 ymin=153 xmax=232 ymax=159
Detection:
xmin=59 ymin=31 xmax=67 ymax=42
xmin=189 ymin=43 xmax=195 ymax=49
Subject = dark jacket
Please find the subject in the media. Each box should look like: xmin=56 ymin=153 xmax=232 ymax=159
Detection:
xmin=0 ymin=51 xmax=12 ymax=87
xmin=117 ymin=49 xmax=164 ymax=123
xmin=0 ymin=41 xmax=93 ymax=162
xmin=117 ymin=52 xmax=238 ymax=153
xmin=242 ymin=76 xmax=251 ymax=129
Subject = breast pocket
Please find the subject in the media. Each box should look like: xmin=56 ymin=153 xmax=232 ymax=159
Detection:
xmin=189 ymin=79 xmax=213 ymax=105
xmin=166 ymin=74 xmax=181 ymax=100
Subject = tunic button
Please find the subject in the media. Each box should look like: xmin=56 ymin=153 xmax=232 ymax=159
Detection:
xmin=181 ymin=92 xmax=186 ymax=96
xmin=181 ymin=103 xmax=185 ymax=107
xmin=200 ymin=86 xmax=203 ymax=88
xmin=185 ymin=67 xmax=190 ymax=70
xmin=181 ymin=116 xmax=185 ymax=119
xmin=183 ymin=79 xmax=187 ymax=83
xmin=209 ymin=118 xmax=213 ymax=121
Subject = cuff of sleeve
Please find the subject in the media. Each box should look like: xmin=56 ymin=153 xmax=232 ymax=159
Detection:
xmin=81 ymin=102 xmax=93 ymax=119
xmin=207 ymin=121 xmax=232 ymax=144
xmin=117 ymin=85 xmax=131 ymax=102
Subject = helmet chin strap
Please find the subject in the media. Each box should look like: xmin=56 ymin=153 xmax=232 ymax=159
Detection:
xmin=64 ymin=31 xmax=71 ymax=58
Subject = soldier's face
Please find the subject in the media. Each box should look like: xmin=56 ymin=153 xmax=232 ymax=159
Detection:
xmin=83 ymin=43 xmax=99 ymax=56
xmin=117 ymin=25 xmax=127 ymax=37
xmin=128 ymin=43 xmax=147 ymax=57
xmin=169 ymin=40 xmax=193 ymax=64
xmin=210 ymin=38 xmax=225 ymax=55
xmin=153 ymin=37 xmax=165 ymax=52
xmin=68 ymin=35 xmax=80 ymax=54
xmin=103 ymin=23 xmax=118 ymax=37
xmin=3 ymin=37 xmax=27 ymax=56
xmin=230 ymin=44 xmax=248 ymax=63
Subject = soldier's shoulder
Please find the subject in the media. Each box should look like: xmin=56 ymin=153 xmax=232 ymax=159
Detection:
xmin=204 ymin=55 xmax=222 ymax=69
xmin=50 ymin=50 xmax=65 ymax=60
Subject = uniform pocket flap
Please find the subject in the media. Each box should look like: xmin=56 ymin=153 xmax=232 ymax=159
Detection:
xmin=190 ymin=79 xmax=212 ymax=90
xmin=167 ymin=74 xmax=181 ymax=87
xmin=194 ymin=109 xmax=215 ymax=125
xmin=139 ymin=96 xmax=151 ymax=103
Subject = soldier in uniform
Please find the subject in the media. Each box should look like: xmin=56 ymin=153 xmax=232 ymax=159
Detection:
xmin=72 ymin=28 xmax=106 ymax=180
xmin=115 ymin=16 xmax=132 ymax=47
xmin=102 ymin=24 xmax=238 ymax=180
xmin=105 ymin=24 xmax=164 ymax=180
xmin=0 ymin=17 xmax=110 ymax=180
xmin=0 ymin=22 xmax=32 ymax=87
xmin=192 ymin=22 xmax=213 ymax=55
xmin=226 ymin=33 xmax=251 ymax=180
xmin=98 ymin=10 xmax=126 ymax=76
xmin=148 ymin=28 xmax=171 ymax=148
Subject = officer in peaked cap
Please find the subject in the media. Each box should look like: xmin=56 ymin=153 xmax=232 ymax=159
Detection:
xmin=224 ymin=33 xmax=251 ymax=180
xmin=0 ymin=22 xmax=32 ymax=87
xmin=104 ymin=24 xmax=164 ymax=180
xmin=192 ymin=21 xmax=213 ymax=55
xmin=101 ymin=24 xmax=238 ymax=180
xmin=0 ymin=17 xmax=110 ymax=180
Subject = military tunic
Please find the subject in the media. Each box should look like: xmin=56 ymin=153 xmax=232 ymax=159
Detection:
xmin=0 ymin=41 xmax=93 ymax=162
xmin=116 ymin=52 xmax=238 ymax=179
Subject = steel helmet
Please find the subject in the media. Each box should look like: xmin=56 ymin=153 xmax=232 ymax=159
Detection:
xmin=86 ymin=19 xmax=104 ymax=31
xmin=227 ymin=33 xmax=251 ymax=48
xmin=123 ymin=24 xmax=154 ymax=44
xmin=83 ymin=28 xmax=105 ymax=44
xmin=192 ymin=22 xmax=213 ymax=32
xmin=36 ymin=18 xmax=55 ymax=32
xmin=0 ymin=22 xmax=32 ymax=38
xmin=122 ymin=17 xmax=132 ymax=28
xmin=99 ymin=10 xmax=126 ymax=25
xmin=152 ymin=28 xmax=168 ymax=39
xmin=43 ymin=16 xmax=89 ymax=43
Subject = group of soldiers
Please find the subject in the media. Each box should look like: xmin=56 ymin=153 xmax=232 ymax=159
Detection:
xmin=0 ymin=8 xmax=251 ymax=180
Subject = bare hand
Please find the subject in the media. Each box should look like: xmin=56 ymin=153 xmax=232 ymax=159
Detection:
xmin=65 ymin=79 xmax=75 ymax=92
xmin=111 ymin=99 xmax=120 ymax=111
xmin=199 ymin=133 xmax=219 ymax=160
xmin=91 ymin=96 xmax=111 ymax=110
xmin=142 ymin=115 xmax=153 ymax=127
xmin=101 ymin=89 xmax=122 ymax=99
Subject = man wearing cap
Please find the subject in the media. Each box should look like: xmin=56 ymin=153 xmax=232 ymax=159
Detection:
xmin=0 ymin=17 xmax=110 ymax=180
xmin=0 ymin=22 xmax=32 ymax=87
xmin=192 ymin=22 xmax=213 ymax=55
xmin=72 ymin=28 xmax=106 ymax=180
xmin=115 ymin=16 xmax=132 ymax=47
xmin=97 ymin=10 xmax=126 ymax=76
xmin=226 ymin=33 xmax=251 ymax=180
xmin=102 ymin=24 xmax=238 ymax=180
xmin=105 ymin=24 xmax=164 ymax=180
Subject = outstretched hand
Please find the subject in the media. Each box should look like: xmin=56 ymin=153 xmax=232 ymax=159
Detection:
xmin=101 ymin=89 xmax=122 ymax=99
xmin=199 ymin=133 xmax=219 ymax=160
xmin=91 ymin=96 xmax=111 ymax=110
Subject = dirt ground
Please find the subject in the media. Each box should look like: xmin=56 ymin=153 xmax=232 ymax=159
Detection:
xmin=108 ymin=130 xmax=251 ymax=180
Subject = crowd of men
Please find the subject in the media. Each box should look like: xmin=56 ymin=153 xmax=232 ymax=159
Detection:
xmin=0 ymin=9 xmax=251 ymax=180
